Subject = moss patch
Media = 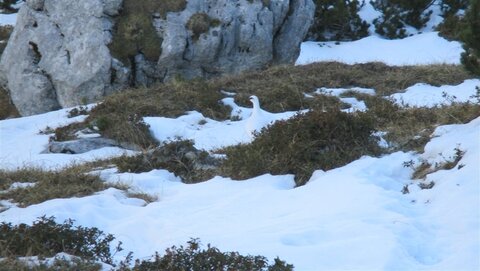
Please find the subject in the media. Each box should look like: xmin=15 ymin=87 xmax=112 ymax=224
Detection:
xmin=187 ymin=13 xmax=221 ymax=41
xmin=0 ymin=87 xmax=19 ymax=120
xmin=109 ymin=0 xmax=187 ymax=63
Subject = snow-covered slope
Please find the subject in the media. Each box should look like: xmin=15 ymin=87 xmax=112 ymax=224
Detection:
xmin=1 ymin=115 xmax=478 ymax=270
xmin=0 ymin=6 xmax=479 ymax=270
xmin=296 ymin=32 xmax=464 ymax=66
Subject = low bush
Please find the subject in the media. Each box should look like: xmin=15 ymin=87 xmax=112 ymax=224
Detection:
xmin=0 ymin=216 xmax=119 ymax=265
xmin=112 ymin=140 xmax=218 ymax=183
xmin=371 ymin=0 xmax=434 ymax=39
xmin=437 ymin=13 xmax=467 ymax=41
xmin=460 ymin=0 xmax=480 ymax=75
xmin=119 ymin=238 xmax=293 ymax=271
xmin=308 ymin=0 xmax=369 ymax=41
xmin=220 ymin=109 xmax=380 ymax=186
xmin=0 ymin=220 xmax=292 ymax=270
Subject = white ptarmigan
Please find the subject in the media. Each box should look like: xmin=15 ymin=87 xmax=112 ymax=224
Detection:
xmin=246 ymin=95 xmax=275 ymax=138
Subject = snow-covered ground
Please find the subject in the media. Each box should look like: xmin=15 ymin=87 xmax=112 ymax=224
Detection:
xmin=0 ymin=13 xmax=16 ymax=26
xmin=1 ymin=110 xmax=479 ymax=270
xmin=1 ymin=4 xmax=479 ymax=270
xmin=296 ymin=32 xmax=464 ymax=66
xmin=1 ymin=77 xmax=479 ymax=270
xmin=0 ymin=107 xmax=132 ymax=170
xmin=389 ymin=79 xmax=480 ymax=107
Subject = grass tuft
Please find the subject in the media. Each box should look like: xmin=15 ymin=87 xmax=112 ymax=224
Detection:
xmin=0 ymin=166 xmax=107 ymax=207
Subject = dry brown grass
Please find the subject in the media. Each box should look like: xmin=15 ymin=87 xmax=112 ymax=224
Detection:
xmin=358 ymin=95 xmax=480 ymax=152
xmin=0 ymin=166 xmax=121 ymax=207
xmin=53 ymin=62 xmax=472 ymax=149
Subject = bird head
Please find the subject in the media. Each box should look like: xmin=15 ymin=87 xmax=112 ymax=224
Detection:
xmin=249 ymin=95 xmax=260 ymax=108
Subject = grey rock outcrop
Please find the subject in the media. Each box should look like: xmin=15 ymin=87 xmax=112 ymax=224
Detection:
xmin=150 ymin=0 xmax=315 ymax=81
xmin=46 ymin=137 xmax=118 ymax=154
xmin=0 ymin=0 xmax=124 ymax=116
xmin=0 ymin=0 xmax=315 ymax=116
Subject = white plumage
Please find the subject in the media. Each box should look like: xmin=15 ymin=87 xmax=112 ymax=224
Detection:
xmin=245 ymin=95 xmax=274 ymax=137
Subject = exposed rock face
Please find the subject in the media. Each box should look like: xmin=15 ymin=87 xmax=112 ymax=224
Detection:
xmin=151 ymin=0 xmax=315 ymax=81
xmin=0 ymin=0 xmax=315 ymax=116
xmin=46 ymin=137 xmax=118 ymax=154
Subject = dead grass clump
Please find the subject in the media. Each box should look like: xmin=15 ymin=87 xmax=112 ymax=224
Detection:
xmin=125 ymin=191 xmax=158 ymax=204
xmin=411 ymin=147 xmax=465 ymax=180
xmin=220 ymin=110 xmax=381 ymax=186
xmin=357 ymin=95 xmax=480 ymax=152
xmin=0 ymin=166 xmax=107 ymax=207
xmin=112 ymin=140 xmax=218 ymax=183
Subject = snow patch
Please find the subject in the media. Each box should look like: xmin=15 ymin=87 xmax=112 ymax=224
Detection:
xmin=297 ymin=32 xmax=463 ymax=66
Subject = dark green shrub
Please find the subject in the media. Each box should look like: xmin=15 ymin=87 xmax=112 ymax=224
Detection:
xmin=308 ymin=0 xmax=369 ymax=41
xmin=437 ymin=12 xmax=468 ymax=40
xmin=460 ymin=0 xmax=480 ymax=75
xmin=113 ymin=140 xmax=218 ymax=183
xmin=437 ymin=0 xmax=469 ymax=41
xmin=220 ymin=110 xmax=380 ymax=186
xmin=186 ymin=13 xmax=221 ymax=41
xmin=119 ymin=238 xmax=293 ymax=271
xmin=440 ymin=0 xmax=469 ymax=16
xmin=0 ymin=0 xmax=21 ymax=14
xmin=0 ymin=216 xmax=119 ymax=265
xmin=371 ymin=0 xmax=434 ymax=38
xmin=109 ymin=0 xmax=187 ymax=63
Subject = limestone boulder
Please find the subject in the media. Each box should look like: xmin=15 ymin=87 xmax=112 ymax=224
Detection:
xmin=0 ymin=0 xmax=315 ymax=116
xmin=0 ymin=0 xmax=125 ymax=116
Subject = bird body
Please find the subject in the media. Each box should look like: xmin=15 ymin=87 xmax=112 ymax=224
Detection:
xmin=245 ymin=95 xmax=274 ymax=138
